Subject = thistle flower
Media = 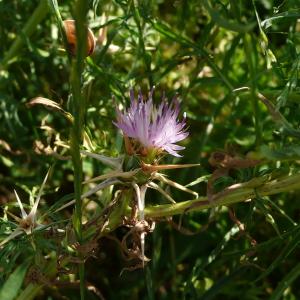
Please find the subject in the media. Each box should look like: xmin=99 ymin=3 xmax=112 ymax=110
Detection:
xmin=114 ymin=89 xmax=189 ymax=158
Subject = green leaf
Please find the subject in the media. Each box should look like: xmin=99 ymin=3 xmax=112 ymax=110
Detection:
xmin=185 ymin=175 xmax=210 ymax=188
xmin=255 ymin=197 xmax=282 ymax=238
xmin=0 ymin=261 xmax=30 ymax=300
xmin=145 ymin=266 xmax=154 ymax=300
xmin=257 ymin=93 xmax=300 ymax=139
xmin=261 ymin=10 xmax=300 ymax=29
xmin=0 ymin=155 xmax=14 ymax=167
xmin=252 ymin=0 xmax=277 ymax=69
xmin=255 ymin=228 xmax=300 ymax=282
xmin=200 ymin=267 xmax=249 ymax=300
xmin=260 ymin=145 xmax=300 ymax=161
xmin=0 ymin=0 xmax=49 ymax=69
xmin=270 ymin=262 xmax=300 ymax=300
xmin=184 ymin=225 xmax=240 ymax=296
xmin=150 ymin=20 xmax=234 ymax=90
xmin=276 ymin=55 xmax=300 ymax=108
xmin=203 ymin=0 xmax=256 ymax=33
xmin=264 ymin=198 xmax=297 ymax=226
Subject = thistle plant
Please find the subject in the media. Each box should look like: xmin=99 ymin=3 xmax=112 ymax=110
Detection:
xmin=56 ymin=89 xmax=199 ymax=266
xmin=112 ymin=89 xmax=198 ymax=264
xmin=2 ymin=1 xmax=300 ymax=299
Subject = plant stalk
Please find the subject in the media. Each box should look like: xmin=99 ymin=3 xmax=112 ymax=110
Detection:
xmin=69 ymin=0 xmax=89 ymax=299
xmin=144 ymin=173 xmax=300 ymax=218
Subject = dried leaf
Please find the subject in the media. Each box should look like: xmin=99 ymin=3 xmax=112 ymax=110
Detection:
xmin=27 ymin=97 xmax=73 ymax=123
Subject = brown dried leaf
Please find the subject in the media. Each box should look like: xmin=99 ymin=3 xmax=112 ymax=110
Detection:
xmin=27 ymin=97 xmax=73 ymax=122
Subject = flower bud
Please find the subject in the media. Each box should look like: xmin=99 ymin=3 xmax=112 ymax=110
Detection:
xmin=63 ymin=19 xmax=95 ymax=57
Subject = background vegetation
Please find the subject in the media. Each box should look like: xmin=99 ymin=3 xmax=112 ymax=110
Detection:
xmin=1 ymin=0 xmax=300 ymax=299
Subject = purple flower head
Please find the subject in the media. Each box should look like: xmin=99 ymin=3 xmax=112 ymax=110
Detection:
xmin=114 ymin=89 xmax=189 ymax=158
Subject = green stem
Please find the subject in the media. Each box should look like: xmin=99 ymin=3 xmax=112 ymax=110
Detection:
xmin=70 ymin=1 xmax=88 ymax=237
xmin=69 ymin=1 xmax=89 ymax=299
xmin=0 ymin=0 xmax=49 ymax=69
xmin=243 ymin=33 xmax=262 ymax=145
xmin=144 ymin=173 xmax=300 ymax=218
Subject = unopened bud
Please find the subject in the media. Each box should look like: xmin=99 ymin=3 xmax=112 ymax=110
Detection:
xmin=63 ymin=19 xmax=95 ymax=57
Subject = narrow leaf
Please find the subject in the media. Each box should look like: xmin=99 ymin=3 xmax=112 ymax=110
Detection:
xmin=270 ymin=262 xmax=300 ymax=300
xmin=0 ymin=261 xmax=30 ymax=300
xmin=27 ymin=97 xmax=73 ymax=122
xmin=261 ymin=10 xmax=300 ymax=29
xmin=203 ymin=0 xmax=256 ymax=33
xmin=255 ymin=229 xmax=300 ymax=282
